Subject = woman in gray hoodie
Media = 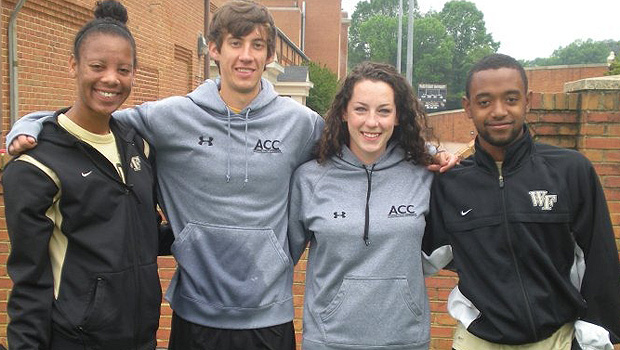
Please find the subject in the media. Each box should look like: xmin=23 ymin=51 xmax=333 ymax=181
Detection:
xmin=288 ymin=62 xmax=438 ymax=350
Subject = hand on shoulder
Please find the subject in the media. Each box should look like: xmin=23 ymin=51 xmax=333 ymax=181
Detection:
xmin=8 ymin=135 xmax=37 ymax=155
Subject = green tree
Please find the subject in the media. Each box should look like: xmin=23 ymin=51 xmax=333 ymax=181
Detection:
xmin=411 ymin=16 xmax=454 ymax=88
xmin=348 ymin=0 xmax=417 ymax=68
xmin=523 ymin=39 xmax=620 ymax=66
xmin=437 ymin=0 xmax=499 ymax=108
xmin=306 ymin=62 xmax=339 ymax=116
xmin=347 ymin=0 xmax=498 ymax=109
xmin=608 ymin=53 xmax=620 ymax=75
xmin=359 ymin=15 xmax=399 ymax=64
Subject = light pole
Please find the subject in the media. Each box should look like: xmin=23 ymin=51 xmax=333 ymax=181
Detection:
xmin=397 ymin=0 xmax=403 ymax=73
xmin=405 ymin=0 xmax=414 ymax=84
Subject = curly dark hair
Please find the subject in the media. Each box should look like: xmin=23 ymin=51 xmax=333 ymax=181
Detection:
xmin=317 ymin=61 xmax=434 ymax=166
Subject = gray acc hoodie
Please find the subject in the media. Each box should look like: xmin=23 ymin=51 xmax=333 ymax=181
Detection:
xmin=288 ymin=143 xmax=433 ymax=350
xmin=8 ymin=78 xmax=324 ymax=330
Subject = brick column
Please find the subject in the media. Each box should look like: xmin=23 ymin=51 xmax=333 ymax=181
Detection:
xmin=530 ymin=75 xmax=620 ymax=252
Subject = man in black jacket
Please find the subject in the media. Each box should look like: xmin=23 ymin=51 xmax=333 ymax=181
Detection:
xmin=423 ymin=53 xmax=620 ymax=350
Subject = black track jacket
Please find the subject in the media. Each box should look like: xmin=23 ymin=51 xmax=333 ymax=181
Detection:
xmin=3 ymin=111 xmax=168 ymax=350
xmin=423 ymin=126 xmax=620 ymax=345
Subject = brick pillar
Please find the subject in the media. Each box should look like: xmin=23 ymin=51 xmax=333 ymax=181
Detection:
xmin=568 ymin=76 xmax=620 ymax=253
xmin=529 ymin=75 xmax=620 ymax=252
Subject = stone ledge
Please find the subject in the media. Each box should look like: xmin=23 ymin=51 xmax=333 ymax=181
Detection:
xmin=564 ymin=75 xmax=620 ymax=92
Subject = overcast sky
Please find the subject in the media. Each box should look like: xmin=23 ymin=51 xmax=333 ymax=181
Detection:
xmin=341 ymin=0 xmax=620 ymax=61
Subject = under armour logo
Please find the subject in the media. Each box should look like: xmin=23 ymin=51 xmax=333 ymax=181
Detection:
xmin=333 ymin=211 xmax=346 ymax=218
xmin=529 ymin=190 xmax=558 ymax=211
xmin=199 ymin=136 xmax=214 ymax=146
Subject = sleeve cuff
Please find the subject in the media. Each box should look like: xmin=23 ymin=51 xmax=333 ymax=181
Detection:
xmin=575 ymin=320 xmax=613 ymax=350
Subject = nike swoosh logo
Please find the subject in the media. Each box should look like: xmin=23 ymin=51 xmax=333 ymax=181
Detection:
xmin=460 ymin=209 xmax=473 ymax=216
xmin=81 ymin=171 xmax=93 ymax=177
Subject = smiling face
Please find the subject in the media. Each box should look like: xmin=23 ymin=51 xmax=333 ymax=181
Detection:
xmin=343 ymin=79 xmax=398 ymax=165
xmin=209 ymin=26 xmax=274 ymax=109
xmin=68 ymin=32 xmax=135 ymax=130
xmin=462 ymin=67 xmax=531 ymax=160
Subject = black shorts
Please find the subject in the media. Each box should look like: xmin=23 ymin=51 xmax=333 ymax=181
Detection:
xmin=168 ymin=312 xmax=296 ymax=350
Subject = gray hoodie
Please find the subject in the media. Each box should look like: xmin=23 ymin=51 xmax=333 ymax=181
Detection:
xmin=8 ymin=78 xmax=324 ymax=330
xmin=288 ymin=143 xmax=433 ymax=350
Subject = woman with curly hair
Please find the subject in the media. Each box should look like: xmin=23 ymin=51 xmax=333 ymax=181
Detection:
xmin=288 ymin=61 xmax=441 ymax=350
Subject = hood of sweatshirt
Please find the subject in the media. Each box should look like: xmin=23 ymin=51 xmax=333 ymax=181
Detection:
xmin=187 ymin=77 xmax=279 ymax=118
xmin=334 ymin=141 xmax=407 ymax=172
xmin=186 ymin=77 xmax=281 ymax=183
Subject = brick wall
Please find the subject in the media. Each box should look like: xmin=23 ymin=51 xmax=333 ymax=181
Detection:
xmin=262 ymin=0 xmax=347 ymax=79
xmin=264 ymin=0 xmax=302 ymax=46
xmin=528 ymin=87 xmax=620 ymax=252
xmin=428 ymin=109 xmax=475 ymax=144
xmin=1 ymin=0 xmax=205 ymax=134
xmin=303 ymin=0 xmax=343 ymax=77
xmin=525 ymin=64 xmax=608 ymax=93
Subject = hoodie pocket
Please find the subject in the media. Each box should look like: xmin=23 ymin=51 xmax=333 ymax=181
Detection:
xmin=172 ymin=221 xmax=291 ymax=308
xmin=318 ymin=276 xmax=426 ymax=346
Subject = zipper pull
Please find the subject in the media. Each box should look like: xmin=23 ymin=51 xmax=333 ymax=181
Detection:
xmin=499 ymin=174 xmax=505 ymax=188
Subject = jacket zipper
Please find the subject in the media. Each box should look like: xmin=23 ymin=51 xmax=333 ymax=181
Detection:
xmin=362 ymin=164 xmax=376 ymax=246
xmin=499 ymin=172 xmax=539 ymax=339
xmin=123 ymin=141 xmax=142 ymax=350
xmin=81 ymin=139 xmax=142 ymax=349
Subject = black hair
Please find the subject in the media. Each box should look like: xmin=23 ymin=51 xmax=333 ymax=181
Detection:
xmin=465 ymin=53 xmax=528 ymax=98
xmin=73 ymin=0 xmax=136 ymax=65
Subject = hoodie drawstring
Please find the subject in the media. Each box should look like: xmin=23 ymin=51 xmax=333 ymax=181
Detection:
xmin=225 ymin=107 xmax=251 ymax=183
xmin=226 ymin=108 xmax=232 ymax=182
xmin=244 ymin=108 xmax=250 ymax=183
xmin=362 ymin=164 xmax=376 ymax=246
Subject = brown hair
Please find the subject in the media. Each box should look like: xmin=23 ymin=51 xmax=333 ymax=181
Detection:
xmin=318 ymin=61 xmax=434 ymax=166
xmin=208 ymin=0 xmax=277 ymax=59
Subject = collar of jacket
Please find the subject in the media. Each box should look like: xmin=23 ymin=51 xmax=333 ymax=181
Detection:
xmin=39 ymin=107 xmax=138 ymax=147
xmin=473 ymin=124 xmax=533 ymax=173
xmin=335 ymin=141 xmax=405 ymax=171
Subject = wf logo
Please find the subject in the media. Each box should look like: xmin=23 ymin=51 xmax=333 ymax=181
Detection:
xmin=130 ymin=156 xmax=141 ymax=172
xmin=333 ymin=211 xmax=346 ymax=218
xmin=528 ymin=190 xmax=558 ymax=211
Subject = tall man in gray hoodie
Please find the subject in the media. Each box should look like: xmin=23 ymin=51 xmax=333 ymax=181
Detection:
xmin=6 ymin=1 xmax=323 ymax=349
